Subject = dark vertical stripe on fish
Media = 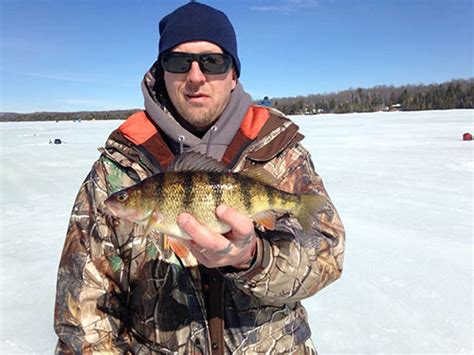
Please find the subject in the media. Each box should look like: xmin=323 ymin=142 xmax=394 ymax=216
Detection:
xmin=265 ymin=184 xmax=276 ymax=207
xmin=154 ymin=175 xmax=164 ymax=202
xmin=209 ymin=172 xmax=223 ymax=207
xmin=241 ymin=176 xmax=253 ymax=211
xmin=183 ymin=172 xmax=194 ymax=209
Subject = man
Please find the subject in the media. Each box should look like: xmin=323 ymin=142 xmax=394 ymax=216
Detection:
xmin=54 ymin=2 xmax=345 ymax=354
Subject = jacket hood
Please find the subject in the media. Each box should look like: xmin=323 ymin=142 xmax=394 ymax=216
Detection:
xmin=141 ymin=62 xmax=252 ymax=161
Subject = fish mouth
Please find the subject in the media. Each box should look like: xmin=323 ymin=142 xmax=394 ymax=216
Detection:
xmin=101 ymin=199 xmax=147 ymax=223
xmin=99 ymin=200 xmax=115 ymax=216
xmin=115 ymin=210 xmax=150 ymax=224
xmin=100 ymin=199 xmax=130 ymax=220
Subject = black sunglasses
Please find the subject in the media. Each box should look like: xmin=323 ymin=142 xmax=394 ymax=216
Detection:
xmin=160 ymin=52 xmax=233 ymax=75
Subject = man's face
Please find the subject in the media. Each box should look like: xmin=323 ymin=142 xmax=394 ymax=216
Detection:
xmin=163 ymin=41 xmax=237 ymax=132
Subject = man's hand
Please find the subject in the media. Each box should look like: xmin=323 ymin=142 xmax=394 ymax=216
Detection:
xmin=177 ymin=205 xmax=257 ymax=269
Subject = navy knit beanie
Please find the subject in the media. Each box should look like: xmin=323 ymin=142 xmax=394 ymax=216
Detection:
xmin=158 ymin=1 xmax=241 ymax=77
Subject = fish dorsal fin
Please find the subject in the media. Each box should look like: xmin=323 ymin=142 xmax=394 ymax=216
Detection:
xmin=167 ymin=152 xmax=228 ymax=172
xmin=241 ymin=167 xmax=279 ymax=186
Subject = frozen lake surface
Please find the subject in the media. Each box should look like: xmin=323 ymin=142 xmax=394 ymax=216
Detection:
xmin=1 ymin=109 xmax=472 ymax=354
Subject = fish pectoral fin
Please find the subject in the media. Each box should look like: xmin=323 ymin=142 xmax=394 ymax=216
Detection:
xmin=143 ymin=209 xmax=162 ymax=238
xmin=253 ymin=211 xmax=276 ymax=230
xmin=168 ymin=238 xmax=190 ymax=258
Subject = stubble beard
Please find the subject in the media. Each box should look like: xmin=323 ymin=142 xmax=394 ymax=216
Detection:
xmin=176 ymin=97 xmax=229 ymax=132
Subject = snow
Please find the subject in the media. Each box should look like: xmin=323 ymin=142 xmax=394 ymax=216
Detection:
xmin=1 ymin=110 xmax=472 ymax=354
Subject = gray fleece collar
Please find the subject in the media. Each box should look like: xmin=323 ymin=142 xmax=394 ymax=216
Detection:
xmin=142 ymin=74 xmax=252 ymax=161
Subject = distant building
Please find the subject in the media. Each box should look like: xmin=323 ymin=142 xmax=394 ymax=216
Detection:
xmin=304 ymin=107 xmax=324 ymax=115
xmin=390 ymin=103 xmax=402 ymax=111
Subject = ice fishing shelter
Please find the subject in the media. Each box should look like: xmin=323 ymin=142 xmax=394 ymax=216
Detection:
xmin=463 ymin=133 xmax=472 ymax=141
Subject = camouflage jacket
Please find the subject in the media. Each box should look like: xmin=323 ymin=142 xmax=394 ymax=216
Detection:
xmin=54 ymin=107 xmax=345 ymax=354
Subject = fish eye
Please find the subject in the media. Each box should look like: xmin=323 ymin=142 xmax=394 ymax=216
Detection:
xmin=117 ymin=192 xmax=128 ymax=202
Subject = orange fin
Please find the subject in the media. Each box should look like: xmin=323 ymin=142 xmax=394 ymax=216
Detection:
xmin=160 ymin=234 xmax=173 ymax=258
xmin=162 ymin=234 xmax=170 ymax=251
xmin=168 ymin=238 xmax=190 ymax=258
xmin=253 ymin=211 xmax=276 ymax=230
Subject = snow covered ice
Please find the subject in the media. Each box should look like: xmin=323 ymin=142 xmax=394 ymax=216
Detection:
xmin=0 ymin=110 xmax=472 ymax=354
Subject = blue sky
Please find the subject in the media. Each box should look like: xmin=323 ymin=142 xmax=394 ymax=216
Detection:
xmin=1 ymin=0 xmax=472 ymax=113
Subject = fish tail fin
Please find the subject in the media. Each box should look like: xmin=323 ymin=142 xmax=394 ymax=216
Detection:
xmin=295 ymin=194 xmax=328 ymax=233
xmin=168 ymin=237 xmax=190 ymax=259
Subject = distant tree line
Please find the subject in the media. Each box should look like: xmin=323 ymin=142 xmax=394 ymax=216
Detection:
xmin=0 ymin=109 xmax=140 ymax=122
xmin=1 ymin=78 xmax=472 ymax=122
xmin=267 ymin=78 xmax=473 ymax=115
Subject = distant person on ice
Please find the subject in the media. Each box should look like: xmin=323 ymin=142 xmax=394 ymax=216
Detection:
xmin=54 ymin=2 xmax=345 ymax=353
xmin=259 ymin=95 xmax=272 ymax=107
